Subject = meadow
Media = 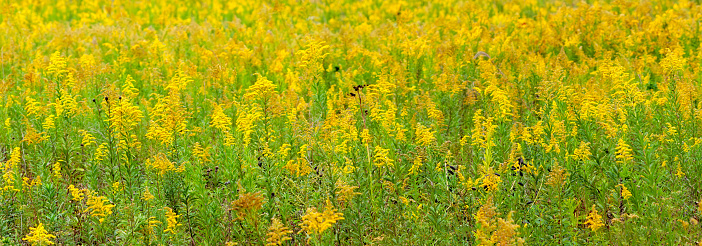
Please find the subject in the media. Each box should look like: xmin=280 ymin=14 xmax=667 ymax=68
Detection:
xmin=1 ymin=0 xmax=702 ymax=245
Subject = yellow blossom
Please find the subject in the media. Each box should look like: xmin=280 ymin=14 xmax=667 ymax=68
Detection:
xmin=23 ymin=222 xmax=56 ymax=246
xmin=142 ymin=187 xmax=155 ymax=201
xmin=373 ymin=146 xmax=393 ymax=167
xmin=163 ymin=206 xmax=182 ymax=234
xmin=266 ymin=217 xmax=292 ymax=246
xmin=85 ymin=191 xmax=115 ymax=223
xmin=68 ymin=185 xmax=84 ymax=201
xmin=300 ymin=200 xmax=344 ymax=235
xmin=617 ymin=184 xmax=632 ymax=200
xmin=585 ymin=205 xmax=604 ymax=231
xmin=615 ymin=138 xmax=633 ymax=165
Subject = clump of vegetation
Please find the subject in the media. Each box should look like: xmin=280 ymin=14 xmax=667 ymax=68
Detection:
xmin=1 ymin=0 xmax=702 ymax=245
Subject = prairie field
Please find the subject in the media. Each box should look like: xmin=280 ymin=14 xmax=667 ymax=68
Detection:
xmin=2 ymin=0 xmax=702 ymax=245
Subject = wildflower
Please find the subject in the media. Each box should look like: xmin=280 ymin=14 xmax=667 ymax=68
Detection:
xmin=585 ymin=205 xmax=604 ymax=231
xmin=210 ymin=103 xmax=232 ymax=131
xmin=573 ymin=141 xmax=592 ymax=161
xmin=490 ymin=212 xmax=525 ymax=246
xmin=373 ymin=146 xmax=393 ymax=167
xmin=266 ymin=217 xmax=292 ymax=246
xmin=244 ymin=74 xmax=277 ymax=101
xmin=107 ymin=95 xmax=143 ymax=135
xmin=5 ymin=147 xmax=21 ymax=169
xmin=617 ymin=184 xmax=632 ymax=200
xmin=473 ymin=197 xmax=523 ymax=245
xmin=122 ymin=75 xmax=139 ymax=100
xmin=111 ymin=181 xmax=122 ymax=194
xmin=295 ymin=40 xmax=329 ymax=79
xmin=484 ymin=83 xmax=514 ymax=121
xmin=235 ymin=107 xmax=263 ymax=147
xmin=145 ymin=153 xmax=175 ymax=175
xmin=52 ymin=162 xmax=62 ymax=179
xmin=142 ymin=187 xmax=155 ymax=201
xmin=78 ymin=130 xmax=96 ymax=147
xmin=85 ymin=191 xmax=115 ymax=223
xmin=23 ymin=222 xmax=56 ymax=246
xmin=2 ymin=147 xmax=22 ymax=192
xmin=481 ymin=172 xmax=501 ymax=192
xmin=191 ymin=142 xmax=211 ymax=163
xmin=94 ymin=143 xmax=108 ymax=162
xmin=163 ymin=207 xmax=182 ymax=234
xmin=546 ymin=162 xmax=569 ymax=188
xmin=25 ymin=96 xmax=42 ymax=117
xmin=335 ymin=180 xmax=360 ymax=207
xmin=615 ymin=138 xmax=633 ymax=165
xmin=676 ymin=162 xmax=685 ymax=178
xmin=408 ymin=155 xmax=423 ymax=175
xmin=660 ymin=47 xmax=686 ymax=74
xmin=46 ymin=51 xmax=67 ymax=78
xmin=53 ymin=89 xmax=78 ymax=117
xmin=68 ymin=185 xmax=84 ymax=201
xmin=23 ymin=176 xmax=42 ymax=190
xmin=22 ymin=126 xmax=48 ymax=144
xmin=360 ymin=128 xmax=371 ymax=146
xmin=144 ymin=216 xmax=161 ymax=239
xmin=414 ymin=123 xmax=435 ymax=147
xmin=230 ymin=191 xmax=265 ymax=220
xmin=42 ymin=115 xmax=55 ymax=131
xmin=300 ymin=200 xmax=344 ymax=235
xmin=471 ymin=110 xmax=497 ymax=150
xmin=145 ymin=71 xmax=191 ymax=145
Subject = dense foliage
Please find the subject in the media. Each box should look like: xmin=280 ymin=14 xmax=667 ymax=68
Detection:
xmin=1 ymin=0 xmax=702 ymax=245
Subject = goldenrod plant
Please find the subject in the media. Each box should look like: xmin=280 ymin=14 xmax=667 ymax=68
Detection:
xmin=2 ymin=0 xmax=702 ymax=245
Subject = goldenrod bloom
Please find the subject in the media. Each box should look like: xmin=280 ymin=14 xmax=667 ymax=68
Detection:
xmin=23 ymin=222 xmax=56 ymax=246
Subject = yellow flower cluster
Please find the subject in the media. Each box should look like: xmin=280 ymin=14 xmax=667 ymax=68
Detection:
xmin=473 ymin=197 xmax=524 ymax=245
xmin=585 ymin=205 xmax=604 ymax=231
xmin=2 ymin=0 xmax=702 ymax=244
xmin=163 ymin=207 xmax=182 ymax=235
xmin=85 ymin=191 xmax=115 ymax=223
xmin=2 ymin=147 xmax=22 ymax=192
xmin=266 ymin=217 xmax=292 ymax=246
xmin=300 ymin=200 xmax=344 ymax=235
xmin=23 ymin=222 xmax=56 ymax=246
xmin=615 ymin=138 xmax=634 ymax=165
xmin=230 ymin=191 xmax=265 ymax=220
xmin=145 ymin=153 xmax=176 ymax=175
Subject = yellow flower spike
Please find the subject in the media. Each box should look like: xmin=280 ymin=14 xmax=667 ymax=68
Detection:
xmin=546 ymin=162 xmax=569 ymax=188
xmin=210 ymin=103 xmax=232 ymax=132
xmin=585 ymin=205 xmax=604 ymax=231
xmin=42 ymin=115 xmax=55 ymax=131
xmin=142 ymin=187 xmax=155 ymax=202
xmin=244 ymin=74 xmax=277 ymax=101
xmin=84 ymin=191 xmax=115 ymax=223
xmin=163 ymin=206 xmax=182 ymax=235
xmin=230 ymin=191 xmax=265 ymax=220
xmin=372 ymin=146 xmax=393 ymax=167
xmin=68 ymin=185 xmax=84 ymax=202
xmin=266 ymin=217 xmax=292 ymax=246
xmin=414 ymin=123 xmax=435 ymax=147
xmin=52 ymin=162 xmax=62 ymax=179
xmin=617 ymin=184 xmax=632 ymax=200
xmin=335 ymin=180 xmax=360 ymax=207
xmin=146 ymin=153 xmax=176 ymax=175
xmin=615 ymin=138 xmax=633 ymax=165
xmin=23 ymin=222 xmax=56 ymax=246
xmin=300 ymin=200 xmax=344 ymax=235
xmin=93 ymin=143 xmax=108 ymax=162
